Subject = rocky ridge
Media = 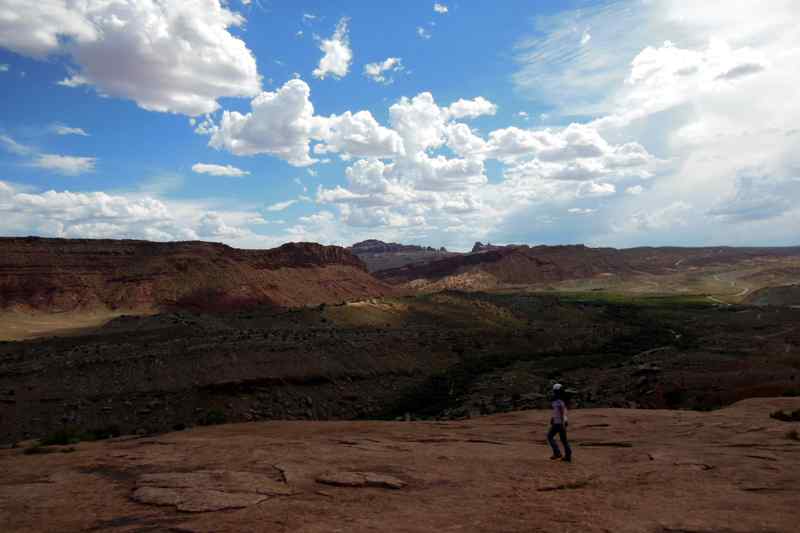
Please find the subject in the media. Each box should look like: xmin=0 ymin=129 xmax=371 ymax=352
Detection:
xmin=350 ymin=239 xmax=446 ymax=255
xmin=349 ymin=239 xmax=455 ymax=273
xmin=471 ymin=241 xmax=514 ymax=253
xmin=0 ymin=237 xmax=392 ymax=313
xmin=376 ymin=243 xmax=800 ymax=289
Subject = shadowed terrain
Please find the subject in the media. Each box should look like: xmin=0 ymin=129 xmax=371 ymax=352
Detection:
xmin=2 ymin=291 xmax=797 ymax=444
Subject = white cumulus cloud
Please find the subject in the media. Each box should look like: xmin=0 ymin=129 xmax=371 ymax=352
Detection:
xmin=313 ymin=17 xmax=352 ymax=80
xmin=0 ymin=0 xmax=261 ymax=116
xmin=204 ymin=79 xmax=407 ymax=165
xmin=197 ymin=212 xmax=248 ymax=238
xmin=389 ymin=92 xmax=450 ymax=153
xmin=207 ymin=79 xmax=319 ymax=166
xmin=364 ymin=57 xmax=404 ymax=84
xmin=313 ymin=110 xmax=405 ymax=159
xmin=0 ymin=180 xmax=193 ymax=241
xmin=446 ymin=97 xmax=498 ymax=120
xmin=201 ymin=74 xmax=659 ymax=247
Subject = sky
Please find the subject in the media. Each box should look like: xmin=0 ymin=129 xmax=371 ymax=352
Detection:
xmin=0 ymin=0 xmax=798 ymax=251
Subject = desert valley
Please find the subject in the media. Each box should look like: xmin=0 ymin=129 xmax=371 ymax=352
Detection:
xmin=0 ymin=236 xmax=798 ymax=532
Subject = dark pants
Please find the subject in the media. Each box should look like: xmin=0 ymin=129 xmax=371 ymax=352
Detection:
xmin=547 ymin=422 xmax=572 ymax=459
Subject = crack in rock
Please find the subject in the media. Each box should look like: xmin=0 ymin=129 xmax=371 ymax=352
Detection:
xmin=131 ymin=470 xmax=296 ymax=513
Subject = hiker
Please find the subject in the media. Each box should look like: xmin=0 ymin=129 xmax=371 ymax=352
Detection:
xmin=547 ymin=383 xmax=572 ymax=462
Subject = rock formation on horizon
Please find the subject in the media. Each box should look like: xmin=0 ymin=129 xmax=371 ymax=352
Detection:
xmin=350 ymin=239 xmax=445 ymax=254
xmin=348 ymin=239 xmax=455 ymax=272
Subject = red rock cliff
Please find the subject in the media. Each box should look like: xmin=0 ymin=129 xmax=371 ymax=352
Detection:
xmin=0 ymin=237 xmax=391 ymax=312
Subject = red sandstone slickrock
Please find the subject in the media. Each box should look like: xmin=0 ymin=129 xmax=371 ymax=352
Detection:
xmin=1 ymin=397 xmax=798 ymax=532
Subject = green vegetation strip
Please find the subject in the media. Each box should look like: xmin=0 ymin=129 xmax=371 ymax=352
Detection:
xmin=539 ymin=291 xmax=714 ymax=307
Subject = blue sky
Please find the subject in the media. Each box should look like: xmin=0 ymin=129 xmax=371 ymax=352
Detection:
xmin=0 ymin=1 xmax=798 ymax=250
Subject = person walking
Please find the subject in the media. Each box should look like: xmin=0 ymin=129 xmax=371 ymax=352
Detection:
xmin=547 ymin=383 xmax=572 ymax=462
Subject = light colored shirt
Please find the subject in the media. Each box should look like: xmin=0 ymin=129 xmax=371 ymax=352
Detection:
xmin=552 ymin=399 xmax=568 ymax=424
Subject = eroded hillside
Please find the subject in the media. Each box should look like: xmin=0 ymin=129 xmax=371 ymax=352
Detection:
xmin=0 ymin=237 xmax=394 ymax=315
xmin=375 ymin=244 xmax=800 ymax=301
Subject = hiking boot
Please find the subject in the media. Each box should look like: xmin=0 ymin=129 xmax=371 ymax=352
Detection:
xmin=562 ymin=456 xmax=572 ymax=463
xmin=549 ymin=454 xmax=562 ymax=460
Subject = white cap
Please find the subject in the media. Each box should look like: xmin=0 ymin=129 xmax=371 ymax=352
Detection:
xmin=552 ymin=383 xmax=563 ymax=391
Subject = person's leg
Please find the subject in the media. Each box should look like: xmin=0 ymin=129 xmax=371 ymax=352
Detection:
xmin=547 ymin=424 xmax=562 ymax=458
xmin=559 ymin=425 xmax=572 ymax=461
